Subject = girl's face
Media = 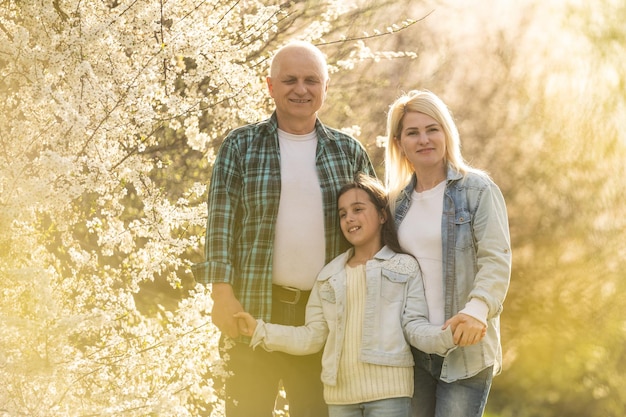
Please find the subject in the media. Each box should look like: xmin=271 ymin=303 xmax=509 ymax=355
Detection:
xmin=397 ymin=111 xmax=447 ymax=172
xmin=338 ymin=188 xmax=385 ymax=250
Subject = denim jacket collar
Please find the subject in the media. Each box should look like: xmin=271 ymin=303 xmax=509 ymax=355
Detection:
xmin=317 ymin=246 xmax=397 ymax=281
xmin=401 ymin=164 xmax=464 ymax=199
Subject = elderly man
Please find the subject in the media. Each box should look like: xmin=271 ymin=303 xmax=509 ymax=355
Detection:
xmin=194 ymin=41 xmax=374 ymax=417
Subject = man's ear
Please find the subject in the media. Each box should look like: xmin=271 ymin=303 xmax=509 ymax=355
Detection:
xmin=266 ymin=76 xmax=274 ymax=97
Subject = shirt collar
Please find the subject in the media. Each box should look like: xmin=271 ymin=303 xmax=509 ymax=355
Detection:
xmin=268 ymin=111 xmax=330 ymax=143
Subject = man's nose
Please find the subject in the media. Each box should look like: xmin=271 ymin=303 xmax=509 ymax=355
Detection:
xmin=294 ymin=81 xmax=307 ymax=94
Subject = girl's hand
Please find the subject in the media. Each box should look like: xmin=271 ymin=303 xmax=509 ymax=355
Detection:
xmin=443 ymin=313 xmax=486 ymax=346
xmin=233 ymin=311 xmax=258 ymax=337
xmin=211 ymin=283 xmax=244 ymax=339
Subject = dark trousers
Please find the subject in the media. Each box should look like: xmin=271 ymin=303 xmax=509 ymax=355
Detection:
xmin=222 ymin=287 xmax=328 ymax=417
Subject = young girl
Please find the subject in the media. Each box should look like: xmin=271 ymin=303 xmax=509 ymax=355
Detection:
xmin=235 ymin=173 xmax=457 ymax=417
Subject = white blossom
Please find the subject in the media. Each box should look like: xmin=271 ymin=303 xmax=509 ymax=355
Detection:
xmin=0 ymin=0 xmax=414 ymax=413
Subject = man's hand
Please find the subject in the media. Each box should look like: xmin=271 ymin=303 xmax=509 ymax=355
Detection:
xmin=211 ymin=283 xmax=244 ymax=338
xmin=443 ymin=313 xmax=487 ymax=347
xmin=233 ymin=312 xmax=258 ymax=337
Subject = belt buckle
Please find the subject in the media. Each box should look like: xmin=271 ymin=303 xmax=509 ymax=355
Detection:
xmin=280 ymin=286 xmax=301 ymax=305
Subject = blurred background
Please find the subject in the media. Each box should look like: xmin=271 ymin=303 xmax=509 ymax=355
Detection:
xmin=2 ymin=0 xmax=624 ymax=415
xmin=313 ymin=1 xmax=626 ymax=416
xmin=142 ymin=0 xmax=626 ymax=414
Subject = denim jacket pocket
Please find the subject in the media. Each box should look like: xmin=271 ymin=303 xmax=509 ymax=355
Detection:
xmin=319 ymin=280 xmax=336 ymax=303
xmin=318 ymin=280 xmax=337 ymax=321
xmin=380 ymin=269 xmax=409 ymax=303
xmin=454 ymin=209 xmax=474 ymax=250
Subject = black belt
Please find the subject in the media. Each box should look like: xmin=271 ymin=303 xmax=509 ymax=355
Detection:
xmin=272 ymin=285 xmax=311 ymax=305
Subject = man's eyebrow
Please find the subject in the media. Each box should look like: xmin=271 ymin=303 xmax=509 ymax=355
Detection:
xmin=281 ymin=74 xmax=321 ymax=80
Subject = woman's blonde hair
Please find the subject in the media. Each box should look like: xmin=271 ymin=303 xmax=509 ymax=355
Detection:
xmin=384 ymin=90 xmax=472 ymax=209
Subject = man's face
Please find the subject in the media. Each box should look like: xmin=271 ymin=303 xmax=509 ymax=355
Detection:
xmin=267 ymin=47 xmax=328 ymax=132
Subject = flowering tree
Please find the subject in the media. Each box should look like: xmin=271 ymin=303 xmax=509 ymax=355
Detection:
xmin=0 ymin=0 xmax=416 ymax=414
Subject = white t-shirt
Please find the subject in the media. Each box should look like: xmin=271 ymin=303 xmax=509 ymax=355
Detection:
xmin=398 ymin=180 xmax=489 ymax=325
xmin=398 ymin=181 xmax=446 ymax=325
xmin=272 ymin=129 xmax=325 ymax=290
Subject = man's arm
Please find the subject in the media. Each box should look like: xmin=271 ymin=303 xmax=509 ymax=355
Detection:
xmin=195 ymin=134 xmax=245 ymax=337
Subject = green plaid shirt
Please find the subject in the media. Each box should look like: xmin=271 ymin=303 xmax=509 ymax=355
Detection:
xmin=193 ymin=113 xmax=374 ymax=322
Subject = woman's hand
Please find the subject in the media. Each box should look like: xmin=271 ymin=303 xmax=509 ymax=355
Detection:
xmin=443 ymin=313 xmax=487 ymax=347
xmin=233 ymin=311 xmax=258 ymax=337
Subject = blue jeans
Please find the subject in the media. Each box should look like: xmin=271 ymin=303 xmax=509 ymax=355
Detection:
xmin=328 ymin=397 xmax=411 ymax=417
xmin=411 ymin=348 xmax=493 ymax=417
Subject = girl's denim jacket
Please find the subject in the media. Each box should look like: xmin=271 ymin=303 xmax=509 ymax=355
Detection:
xmin=395 ymin=166 xmax=512 ymax=382
xmin=250 ymin=246 xmax=456 ymax=386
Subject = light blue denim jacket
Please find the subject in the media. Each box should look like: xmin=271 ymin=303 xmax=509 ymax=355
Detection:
xmin=394 ymin=166 xmax=512 ymax=383
xmin=250 ymin=246 xmax=456 ymax=386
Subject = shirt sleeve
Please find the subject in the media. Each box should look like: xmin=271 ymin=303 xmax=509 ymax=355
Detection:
xmin=460 ymin=298 xmax=489 ymax=326
xmin=356 ymin=140 xmax=376 ymax=178
xmin=192 ymin=134 xmax=242 ymax=285
xmin=469 ymin=180 xmax=512 ymax=319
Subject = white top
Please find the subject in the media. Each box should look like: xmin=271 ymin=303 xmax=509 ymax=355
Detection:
xmin=398 ymin=181 xmax=446 ymax=325
xmin=272 ymin=129 xmax=325 ymax=290
xmin=398 ymin=180 xmax=489 ymax=326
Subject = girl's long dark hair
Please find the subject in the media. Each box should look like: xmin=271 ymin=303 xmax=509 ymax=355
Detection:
xmin=337 ymin=173 xmax=403 ymax=254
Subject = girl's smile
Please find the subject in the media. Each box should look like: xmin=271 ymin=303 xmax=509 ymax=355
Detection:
xmin=338 ymin=188 xmax=385 ymax=258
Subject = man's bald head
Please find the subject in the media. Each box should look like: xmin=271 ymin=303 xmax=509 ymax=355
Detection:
xmin=269 ymin=41 xmax=329 ymax=83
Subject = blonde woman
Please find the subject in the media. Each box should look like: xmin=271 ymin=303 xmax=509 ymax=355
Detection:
xmin=385 ymin=90 xmax=512 ymax=417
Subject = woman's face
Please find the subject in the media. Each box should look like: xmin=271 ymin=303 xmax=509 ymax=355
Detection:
xmin=397 ymin=111 xmax=446 ymax=172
